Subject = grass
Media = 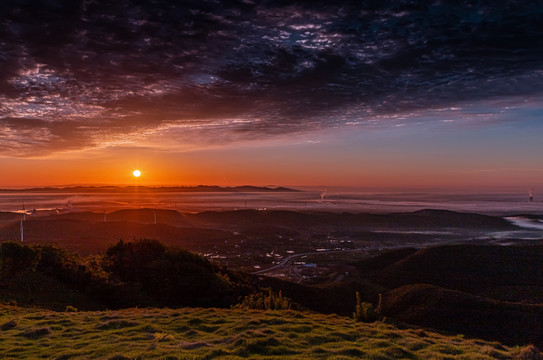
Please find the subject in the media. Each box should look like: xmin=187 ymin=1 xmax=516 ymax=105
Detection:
xmin=0 ymin=304 xmax=536 ymax=359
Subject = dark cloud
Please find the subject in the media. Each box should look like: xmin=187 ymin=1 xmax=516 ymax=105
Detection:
xmin=1 ymin=0 xmax=542 ymax=155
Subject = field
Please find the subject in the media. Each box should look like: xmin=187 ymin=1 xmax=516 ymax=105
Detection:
xmin=0 ymin=305 xmax=537 ymax=360
xmin=1 ymin=202 xmax=543 ymax=358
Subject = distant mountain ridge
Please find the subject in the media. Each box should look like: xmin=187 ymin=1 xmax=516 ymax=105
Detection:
xmin=0 ymin=185 xmax=299 ymax=193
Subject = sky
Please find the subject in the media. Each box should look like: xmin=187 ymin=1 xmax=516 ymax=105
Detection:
xmin=0 ymin=0 xmax=542 ymax=190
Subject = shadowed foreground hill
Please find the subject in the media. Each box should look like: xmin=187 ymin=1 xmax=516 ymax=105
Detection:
xmin=0 ymin=305 xmax=539 ymax=360
xmin=373 ymin=245 xmax=543 ymax=302
xmin=351 ymin=245 xmax=543 ymax=347
xmin=381 ymin=284 xmax=543 ymax=348
xmin=0 ymin=240 xmax=239 ymax=310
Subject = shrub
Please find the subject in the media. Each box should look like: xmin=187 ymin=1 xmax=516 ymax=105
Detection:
xmin=234 ymin=289 xmax=293 ymax=310
xmin=104 ymin=239 xmax=167 ymax=283
xmin=0 ymin=242 xmax=41 ymax=278
xmin=103 ymin=239 xmax=235 ymax=307
xmin=353 ymin=292 xmax=382 ymax=322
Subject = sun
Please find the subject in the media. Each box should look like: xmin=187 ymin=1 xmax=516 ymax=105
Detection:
xmin=132 ymin=169 xmax=142 ymax=178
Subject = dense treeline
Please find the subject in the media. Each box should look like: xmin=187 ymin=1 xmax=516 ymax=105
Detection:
xmin=0 ymin=240 xmax=252 ymax=310
xmin=104 ymin=239 xmax=236 ymax=307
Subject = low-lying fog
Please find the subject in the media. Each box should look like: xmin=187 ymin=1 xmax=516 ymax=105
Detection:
xmin=1 ymin=187 xmax=541 ymax=216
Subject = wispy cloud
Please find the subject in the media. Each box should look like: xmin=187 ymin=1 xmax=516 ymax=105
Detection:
xmin=1 ymin=0 xmax=542 ymax=156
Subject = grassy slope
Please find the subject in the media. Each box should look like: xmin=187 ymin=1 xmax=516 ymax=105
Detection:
xmin=0 ymin=305 xmax=535 ymax=360
xmin=344 ymin=245 xmax=543 ymax=347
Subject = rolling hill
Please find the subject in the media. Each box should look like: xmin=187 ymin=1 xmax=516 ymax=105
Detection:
xmin=0 ymin=305 xmax=538 ymax=360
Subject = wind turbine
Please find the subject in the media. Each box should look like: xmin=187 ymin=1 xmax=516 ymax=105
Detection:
xmin=20 ymin=203 xmax=24 ymax=242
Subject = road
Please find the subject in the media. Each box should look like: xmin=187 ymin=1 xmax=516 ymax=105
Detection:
xmin=250 ymin=242 xmax=435 ymax=275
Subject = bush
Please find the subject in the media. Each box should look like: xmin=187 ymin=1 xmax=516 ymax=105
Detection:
xmin=103 ymin=239 xmax=235 ymax=307
xmin=104 ymin=239 xmax=168 ymax=283
xmin=0 ymin=242 xmax=41 ymax=278
xmin=353 ymin=292 xmax=382 ymax=322
xmin=234 ymin=289 xmax=293 ymax=310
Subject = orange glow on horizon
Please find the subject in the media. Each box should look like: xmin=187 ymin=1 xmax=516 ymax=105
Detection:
xmin=0 ymin=140 xmax=541 ymax=191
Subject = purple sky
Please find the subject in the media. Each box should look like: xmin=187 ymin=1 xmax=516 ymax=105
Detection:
xmin=0 ymin=0 xmax=542 ymax=189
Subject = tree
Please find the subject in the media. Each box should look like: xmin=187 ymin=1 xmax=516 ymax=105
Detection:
xmin=0 ymin=242 xmax=41 ymax=279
